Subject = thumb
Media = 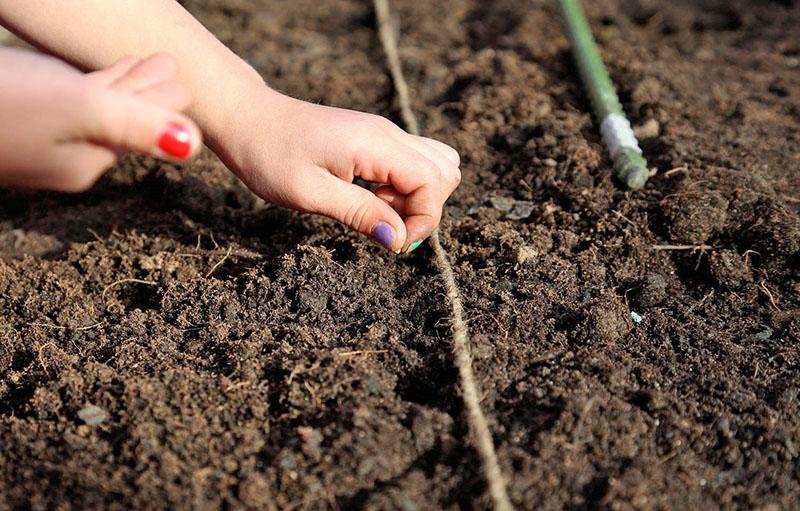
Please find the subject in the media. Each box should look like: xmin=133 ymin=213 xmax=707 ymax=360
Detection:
xmin=311 ymin=173 xmax=408 ymax=252
xmin=82 ymin=88 xmax=202 ymax=161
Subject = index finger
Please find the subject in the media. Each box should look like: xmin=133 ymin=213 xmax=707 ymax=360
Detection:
xmin=356 ymin=137 xmax=444 ymax=250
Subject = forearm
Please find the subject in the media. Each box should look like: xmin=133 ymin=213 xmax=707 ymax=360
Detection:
xmin=0 ymin=0 xmax=269 ymax=154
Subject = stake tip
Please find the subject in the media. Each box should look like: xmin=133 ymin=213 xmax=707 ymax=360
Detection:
xmin=625 ymin=166 xmax=649 ymax=190
xmin=614 ymin=149 xmax=650 ymax=190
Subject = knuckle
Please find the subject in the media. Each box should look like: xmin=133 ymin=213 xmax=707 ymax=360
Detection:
xmin=343 ymin=198 xmax=373 ymax=231
xmin=370 ymin=114 xmax=397 ymax=130
xmin=450 ymin=148 xmax=461 ymax=166
xmin=353 ymin=121 xmax=382 ymax=150
xmin=423 ymin=157 xmax=442 ymax=177
xmin=452 ymin=165 xmax=462 ymax=185
xmin=351 ymin=146 xmax=378 ymax=179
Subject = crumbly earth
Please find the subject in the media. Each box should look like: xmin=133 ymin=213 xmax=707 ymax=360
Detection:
xmin=1 ymin=0 xmax=798 ymax=509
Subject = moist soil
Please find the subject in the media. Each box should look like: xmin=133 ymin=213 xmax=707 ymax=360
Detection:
xmin=1 ymin=0 xmax=799 ymax=509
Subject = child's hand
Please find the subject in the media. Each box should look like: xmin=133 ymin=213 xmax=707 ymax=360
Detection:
xmin=0 ymin=2 xmax=460 ymax=252
xmin=0 ymin=48 xmax=202 ymax=192
xmin=225 ymin=93 xmax=461 ymax=253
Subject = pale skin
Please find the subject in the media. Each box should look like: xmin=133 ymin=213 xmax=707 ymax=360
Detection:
xmin=0 ymin=1 xmax=461 ymax=253
xmin=0 ymin=49 xmax=203 ymax=191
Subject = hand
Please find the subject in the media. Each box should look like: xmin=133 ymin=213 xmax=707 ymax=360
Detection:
xmin=225 ymin=93 xmax=461 ymax=253
xmin=0 ymin=48 xmax=202 ymax=192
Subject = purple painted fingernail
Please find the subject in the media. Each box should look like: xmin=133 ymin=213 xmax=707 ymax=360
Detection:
xmin=371 ymin=222 xmax=395 ymax=250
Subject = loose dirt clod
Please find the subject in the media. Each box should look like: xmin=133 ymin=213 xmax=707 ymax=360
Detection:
xmin=634 ymin=119 xmax=660 ymax=139
xmin=582 ymin=294 xmax=632 ymax=343
xmin=638 ymin=273 xmax=668 ymax=306
xmin=661 ymin=190 xmax=729 ymax=244
xmin=708 ymin=249 xmax=752 ymax=289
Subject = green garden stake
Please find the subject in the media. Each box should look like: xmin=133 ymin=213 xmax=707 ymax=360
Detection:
xmin=558 ymin=0 xmax=650 ymax=189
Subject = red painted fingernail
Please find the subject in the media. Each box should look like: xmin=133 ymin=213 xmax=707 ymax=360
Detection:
xmin=157 ymin=121 xmax=191 ymax=159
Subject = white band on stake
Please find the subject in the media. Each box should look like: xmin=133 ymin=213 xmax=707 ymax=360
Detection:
xmin=600 ymin=113 xmax=642 ymax=159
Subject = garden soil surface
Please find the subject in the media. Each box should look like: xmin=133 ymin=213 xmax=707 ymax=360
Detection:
xmin=1 ymin=0 xmax=799 ymax=509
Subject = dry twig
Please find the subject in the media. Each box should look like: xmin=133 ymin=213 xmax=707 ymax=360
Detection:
xmin=101 ymin=278 xmax=157 ymax=301
xmin=336 ymin=350 xmax=388 ymax=357
xmin=651 ymin=244 xmax=712 ymax=251
xmin=206 ymin=246 xmax=233 ymax=277
xmin=759 ymin=281 xmax=781 ymax=311
xmin=28 ymin=320 xmax=104 ymax=331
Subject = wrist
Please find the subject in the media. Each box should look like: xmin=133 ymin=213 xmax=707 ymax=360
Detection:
xmin=202 ymin=69 xmax=286 ymax=160
xmin=205 ymin=78 xmax=296 ymax=176
xmin=197 ymin=61 xmax=264 ymax=144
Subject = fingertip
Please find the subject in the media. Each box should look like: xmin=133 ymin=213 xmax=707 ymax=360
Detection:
xmin=445 ymin=145 xmax=460 ymax=166
xmin=371 ymin=222 xmax=398 ymax=252
xmin=303 ymin=175 xmax=409 ymax=252
xmin=83 ymin=88 xmax=202 ymax=161
xmin=370 ymin=210 xmax=408 ymax=253
xmin=402 ymin=214 xmax=437 ymax=252
xmin=155 ymin=117 xmax=202 ymax=161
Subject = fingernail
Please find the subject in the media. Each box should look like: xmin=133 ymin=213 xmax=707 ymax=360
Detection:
xmin=407 ymin=240 xmax=424 ymax=253
xmin=371 ymin=222 xmax=396 ymax=250
xmin=157 ymin=121 xmax=192 ymax=159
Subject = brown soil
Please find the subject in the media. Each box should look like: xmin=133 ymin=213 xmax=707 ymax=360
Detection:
xmin=2 ymin=0 xmax=799 ymax=509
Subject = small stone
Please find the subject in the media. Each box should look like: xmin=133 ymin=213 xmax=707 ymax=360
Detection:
xmin=488 ymin=196 xmax=514 ymax=213
xmin=745 ymin=327 xmax=773 ymax=343
xmin=542 ymin=158 xmax=558 ymax=167
xmin=631 ymin=311 xmax=643 ymax=324
xmin=489 ymin=196 xmax=534 ymax=220
xmin=357 ymin=457 xmax=376 ymax=478
xmin=447 ymin=208 xmax=465 ymax=218
xmin=634 ymin=119 xmax=660 ymax=139
xmin=506 ymin=201 xmax=535 ymax=220
xmin=472 ymin=334 xmax=496 ymax=359
xmin=298 ymin=288 xmax=327 ymax=312
xmin=786 ymin=438 xmax=798 ymax=458
xmin=362 ymin=375 xmax=383 ymax=395
xmin=410 ymin=406 xmax=454 ymax=454
xmin=77 ymin=405 xmax=107 ymax=426
xmin=277 ymin=451 xmax=297 ymax=471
